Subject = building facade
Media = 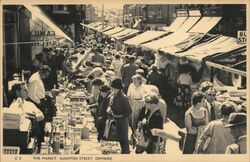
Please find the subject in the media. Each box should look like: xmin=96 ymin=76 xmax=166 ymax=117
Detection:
xmin=85 ymin=5 xmax=98 ymax=24
xmin=123 ymin=4 xmax=176 ymax=31
xmin=39 ymin=5 xmax=86 ymax=43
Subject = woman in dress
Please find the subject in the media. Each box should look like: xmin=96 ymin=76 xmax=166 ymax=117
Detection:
xmin=174 ymin=69 xmax=193 ymax=120
xmin=127 ymin=74 xmax=147 ymax=131
xmin=183 ymin=91 xmax=209 ymax=154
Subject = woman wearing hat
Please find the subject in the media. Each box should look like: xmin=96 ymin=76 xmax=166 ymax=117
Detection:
xmin=107 ymin=78 xmax=132 ymax=154
xmin=96 ymin=85 xmax=111 ymax=141
xmin=127 ymin=74 xmax=147 ymax=132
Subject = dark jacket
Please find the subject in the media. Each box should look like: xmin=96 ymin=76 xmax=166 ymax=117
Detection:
xmin=122 ymin=63 xmax=139 ymax=87
xmin=140 ymin=109 xmax=163 ymax=142
xmin=97 ymin=93 xmax=110 ymax=120
xmin=146 ymin=70 xmax=163 ymax=88
xmin=109 ymin=90 xmax=132 ymax=141
xmin=91 ymin=53 xmax=105 ymax=64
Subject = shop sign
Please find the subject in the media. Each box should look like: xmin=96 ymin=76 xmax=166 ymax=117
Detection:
xmin=30 ymin=30 xmax=58 ymax=46
xmin=30 ymin=30 xmax=56 ymax=37
xmin=237 ymin=31 xmax=246 ymax=44
xmin=189 ymin=10 xmax=201 ymax=17
xmin=176 ymin=10 xmax=188 ymax=17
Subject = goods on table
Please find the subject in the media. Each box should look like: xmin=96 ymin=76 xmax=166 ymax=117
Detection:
xmin=100 ymin=141 xmax=121 ymax=154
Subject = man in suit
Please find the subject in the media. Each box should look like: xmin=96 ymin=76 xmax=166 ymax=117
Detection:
xmin=199 ymin=81 xmax=221 ymax=121
xmin=225 ymin=113 xmax=246 ymax=154
xmin=122 ymin=55 xmax=139 ymax=94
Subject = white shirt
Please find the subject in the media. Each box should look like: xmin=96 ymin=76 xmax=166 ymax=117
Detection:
xmin=127 ymin=83 xmax=147 ymax=100
xmin=9 ymin=98 xmax=44 ymax=122
xmin=28 ymin=72 xmax=45 ymax=104
xmin=177 ymin=73 xmax=193 ymax=85
xmin=111 ymin=59 xmax=123 ymax=76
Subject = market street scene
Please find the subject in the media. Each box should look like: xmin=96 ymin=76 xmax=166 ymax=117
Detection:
xmin=2 ymin=3 xmax=247 ymax=155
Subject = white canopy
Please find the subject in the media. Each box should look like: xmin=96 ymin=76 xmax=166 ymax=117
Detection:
xmin=169 ymin=36 xmax=245 ymax=62
xmin=189 ymin=17 xmax=222 ymax=33
xmin=103 ymin=27 xmax=126 ymax=36
xmin=100 ymin=26 xmax=115 ymax=32
xmin=124 ymin=30 xmax=168 ymax=46
xmin=175 ymin=17 xmax=201 ymax=33
xmin=24 ymin=4 xmax=73 ymax=42
xmin=163 ymin=16 xmax=188 ymax=32
xmin=141 ymin=32 xmax=198 ymax=51
xmin=111 ymin=28 xmax=140 ymax=40
xmin=141 ymin=16 xmax=222 ymax=51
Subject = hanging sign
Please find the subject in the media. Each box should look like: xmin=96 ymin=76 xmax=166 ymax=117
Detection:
xmin=30 ymin=30 xmax=59 ymax=46
xmin=189 ymin=10 xmax=201 ymax=17
xmin=237 ymin=31 xmax=246 ymax=44
xmin=176 ymin=10 xmax=189 ymax=17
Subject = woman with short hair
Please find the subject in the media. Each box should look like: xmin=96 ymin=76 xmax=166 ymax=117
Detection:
xmin=183 ymin=91 xmax=209 ymax=154
xmin=137 ymin=93 xmax=163 ymax=154
xmin=127 ymin=74 xmax=147 ymax=131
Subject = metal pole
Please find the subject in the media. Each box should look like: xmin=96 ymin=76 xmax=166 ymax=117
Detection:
xmin=102 ymin=4 xmax=104 ymax=29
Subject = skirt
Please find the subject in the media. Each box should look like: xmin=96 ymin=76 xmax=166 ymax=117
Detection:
xmin=174 ymin=84 xmax=191 ymax=118
xmin=129 ymin=99 xmax=144 ymax=130
xmin=183 ymin=133 xmax=198 ymax=154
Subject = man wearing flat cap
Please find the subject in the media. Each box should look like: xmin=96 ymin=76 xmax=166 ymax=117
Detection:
xmin=225 ymin=113 xmax=246 ymax=154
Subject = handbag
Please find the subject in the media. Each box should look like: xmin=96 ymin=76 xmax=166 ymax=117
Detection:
xmin=103 ymin=118 xmax=119 ymax=141
xmin=135 ymin=124 xmax=149 ymax=151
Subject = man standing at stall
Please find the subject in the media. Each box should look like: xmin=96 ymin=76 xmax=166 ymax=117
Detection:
xmin=27 ymin=65 xmax=51 ymax=152
xmin=27 ymin=65 xmax=51 ymax=107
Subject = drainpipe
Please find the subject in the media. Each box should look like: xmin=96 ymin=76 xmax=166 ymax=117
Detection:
xmin=16 ymin=5 xmax=22 ymax=71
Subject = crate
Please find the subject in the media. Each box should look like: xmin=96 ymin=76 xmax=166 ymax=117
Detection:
xmin=2 ymin=146 xmax=20 ymax=154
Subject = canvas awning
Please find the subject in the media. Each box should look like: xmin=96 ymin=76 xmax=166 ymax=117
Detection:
xmin=175 ymin=36 xmax=245 ymax=62
xmin=141 ymin=15 xmax=202 ymax=51
xmin=88 ymin=22 xmax=102 ymax=28
xmin=24 ymin=4 xmax=73 ymax=42
xmin=143 ymin=16 xmax=221 ymax=52
xmin=189 ymin=17 xmax=221 ymax=33
xmin=124 ymin=30 xmax=168 ymax=46
xmin=100 ymin=26 xmax=115 ymax=32
xmin=162 ymin=16 xmax=188 ymax=32
xmin=111 ymin=28 xmax=141 ymax=40
xmin=81 ymin=22 xmax=102 ymax=30
xmin=163 ymin=34 xmax=247 ymax=76
xmin=92 ymin=24 xmax=105 ymax=31
xmin=175 ymin=16 xmax=201 ymax=33
xmin=141 ymin=32 xmax=198 ymax=51
xmin=103 ymin=27 xmax=126 ymax=36
xmin=206 ymin=46 xmax=246 ymax=77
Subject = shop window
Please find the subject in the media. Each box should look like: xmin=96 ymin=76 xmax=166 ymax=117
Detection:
xmin=157 ymin=8 xmax=162 ymax=18
xmin=53 ymin=5 xmax=69 ymax=14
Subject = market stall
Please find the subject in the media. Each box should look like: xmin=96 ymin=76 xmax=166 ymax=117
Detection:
xmin=141 ymin=16 xmax=221 ymax=51
xmin=111 ymin=28 xmax=141 ymax=41
xmin=124 ymin=30 xmax=168 ymax=47
xmin=102 ymin=27 xmax=126 ymax=36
